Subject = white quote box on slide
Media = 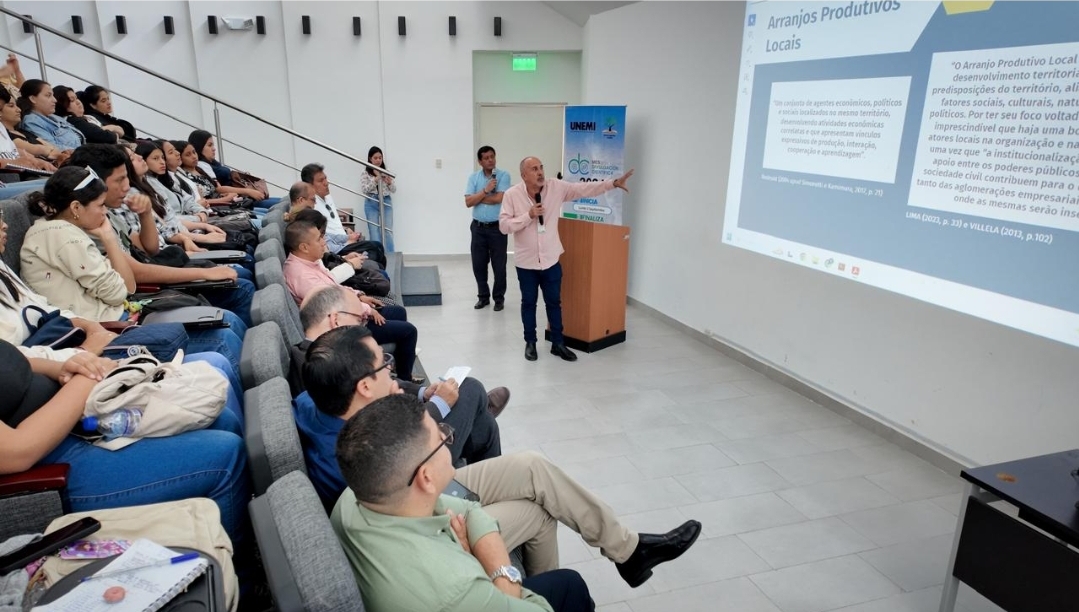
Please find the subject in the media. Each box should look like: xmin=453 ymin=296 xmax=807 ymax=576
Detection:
xmin=762 ymin=76 xmax=912 ymax=183
xmin=908 ymin=42 xmax=1079 ymax=232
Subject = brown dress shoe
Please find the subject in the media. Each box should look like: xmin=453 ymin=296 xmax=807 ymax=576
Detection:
xmin=487 ymin=387 xmax=511 ymax=418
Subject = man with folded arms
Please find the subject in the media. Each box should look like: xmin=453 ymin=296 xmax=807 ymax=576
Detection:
xmin=307 ymin=326 xmax=701 ymax=598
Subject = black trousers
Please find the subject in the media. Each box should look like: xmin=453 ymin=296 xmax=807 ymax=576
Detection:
xmin=523 ymin=569 xmax=595 ymax=612
xmin=470 ymin=220 xmax=508 ymax=303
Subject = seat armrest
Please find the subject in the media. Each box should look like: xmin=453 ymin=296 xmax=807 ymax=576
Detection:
xmin=0 ymin=464 xmax=70 ymax=497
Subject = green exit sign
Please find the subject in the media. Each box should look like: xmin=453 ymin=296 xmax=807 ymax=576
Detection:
xmin=512 ymin=53 xmax=537 ymax=71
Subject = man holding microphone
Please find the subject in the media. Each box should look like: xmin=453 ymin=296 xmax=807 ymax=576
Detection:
xmin=500 ymin=157 xmax=634 ymax=362
xmin=464 ymin=146 xmax=511 ymax=311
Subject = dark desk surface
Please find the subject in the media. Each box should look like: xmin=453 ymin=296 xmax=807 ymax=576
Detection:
xmin=962 ymin=448 xmax=1079 ymax=548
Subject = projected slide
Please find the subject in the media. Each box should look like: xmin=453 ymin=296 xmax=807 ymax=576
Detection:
xmin=723 ymin=1 xmax=1079 ymax=347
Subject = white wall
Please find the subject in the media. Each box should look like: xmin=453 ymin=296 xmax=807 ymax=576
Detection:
xmin=1 ymin=1 xmax=582 ymax=252
xmin=583 ymin=1 xmax=1079 ymax=467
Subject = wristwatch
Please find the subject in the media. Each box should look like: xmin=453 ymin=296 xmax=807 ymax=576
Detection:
xmin=490 ymin=565 xmax=523 ymax=585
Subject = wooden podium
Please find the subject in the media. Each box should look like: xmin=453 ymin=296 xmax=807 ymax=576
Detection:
xmin=544 ymin=218 xmax=630 ymax=352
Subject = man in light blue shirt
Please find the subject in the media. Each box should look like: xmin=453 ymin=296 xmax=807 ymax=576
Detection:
xmin=464 ymin=146 xmax=511 ymax=310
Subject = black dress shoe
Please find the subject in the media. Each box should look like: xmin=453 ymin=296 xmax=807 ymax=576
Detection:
xmin=474 ymin=299 xmax=490 ymax=309
xmin=524 ymin=342 xmax=538 ymax=361
xmin=550 ymin=343 xmax=578 ymax=362
xmin=616 ymin=520 xmax=702 ymax=588
xmin=493 ymin=302 xmax=504 ymax=312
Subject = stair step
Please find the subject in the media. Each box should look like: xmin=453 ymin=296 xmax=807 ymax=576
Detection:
xmin=400 ymin=265 xmax=442 ymax=306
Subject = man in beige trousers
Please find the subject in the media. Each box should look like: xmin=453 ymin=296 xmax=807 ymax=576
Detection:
xmin=302 ymin=325 xmax=701 ymax=587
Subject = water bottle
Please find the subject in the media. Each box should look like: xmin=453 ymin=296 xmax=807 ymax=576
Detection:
xmin=81 ymin=409 xmax=142 ymax=440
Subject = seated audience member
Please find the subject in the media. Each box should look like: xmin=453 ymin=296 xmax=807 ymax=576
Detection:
xmin=284 ymin=220 xmax=419 ymax=378
xmin=165 ymin=140 xmax=241 ymax=209
xmin=131 ymin=142 xmax=231 ymax=252
xmin=20 ymin=164 xmax=248 ymax=374
xmin=300 ymin=162 xmax=364 ymax=253
xmin=79 ymin=85 xmax=137 ymax=142
xmin=333 ymin=394 xmax=702 ymax=610
xmin=64 ymin=145 xmax=257 ymax=327
xmin=17 ymin=80 xmax=84 ymax=150
xmin=333 ymin=395 xmax=589 ymax=612
xmin=52 ymin=85 xmax=121 ymax=145
xmin=0 ymin=88 xmax=57 ymax=171
xmin=173 ymin=139 xmax=247 ymax=207
xmin=152 ymin=140 xmax=210 ymax=223
xmin=187 ymin=129 xmax=279 ymax=208
xmin=0 ymin=341 xmax=250 ymax=546
xmin=284 ymin=180 xmax=314 ymax=222
xmin=291 ymin=207 xmax=388 ymax=280
xmin=300 ymin=323 xmax=501 ymax=500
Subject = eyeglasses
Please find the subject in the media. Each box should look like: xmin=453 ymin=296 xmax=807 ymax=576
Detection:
xmin=74 ymin=166 xmax=99 ymax=191
xmin=407 ymin=422 xmax=454 ymax=486
xmin=349 ymin=347 xmax=393 ymax=380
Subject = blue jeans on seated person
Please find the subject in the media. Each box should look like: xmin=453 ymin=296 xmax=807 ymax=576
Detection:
xmin=0 ymin=179 xmax=47 ymax=200
xmin=184 ymin=311 xmax=247 ymax=381
xmin=364 ymin=196 xmax=393 ymax=252
xmin=40 ymin=351 xmax=250 ymax=544
xmin=231 ymin=262 xmax=254 ymax=279
xmin=200 ymin=277 xmax=255 ymax=328
xmin=516 ymin=262 xmax=564 ymax=345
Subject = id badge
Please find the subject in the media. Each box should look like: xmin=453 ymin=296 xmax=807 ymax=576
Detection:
xmin=538 ymin=223 xmax=547 ymax=234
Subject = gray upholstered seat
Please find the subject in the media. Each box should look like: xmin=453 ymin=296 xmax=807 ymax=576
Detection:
xmin=1 ymin=192 xmax=39 ymax=276
xmin=251 ymin=284 xmax=304 ymax=347
xmin=259 ymin=222 xmax=283 ymax=246
xmin=262 ymin=207 xmax=286 ymax=229
xmin=244 ymin=377 xmax=306 ymax=496
xmin=254 ymin=238 xmax=284 ymax=264
xmin=255 ymin=255 xmax=287 ymax=289
xmin=249 ymin=471 xmax=362 ymax=612
xmin=239 ymin=322 xmax=289 ymax=390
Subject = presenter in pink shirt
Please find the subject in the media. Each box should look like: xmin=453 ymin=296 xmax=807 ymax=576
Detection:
xmin=499 ymin=157 xmax=634 ymax=362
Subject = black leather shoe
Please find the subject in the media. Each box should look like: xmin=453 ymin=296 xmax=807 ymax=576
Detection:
xmin=524 ymin=342 xmax=538 ymax=361
xmin=493 ymin=302 xmax=504 ymax=312
xmin=474 ymin=299 xmax=490 ymax=309
xmin=616 ymin=520 xmax=702 ymax=588
xmin=550 ymin=343 xmax=578 ymax=362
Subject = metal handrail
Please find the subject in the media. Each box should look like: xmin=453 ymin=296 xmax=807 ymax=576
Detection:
xmin=0 ymin=9 xmax=393 ymax=180
xmin=0 ymin=44 xmax=376 ymax=203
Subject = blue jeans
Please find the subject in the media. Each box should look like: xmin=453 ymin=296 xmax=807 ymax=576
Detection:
xmin=364 ymin=196 xmax=393 ymax=252
xmin=40 ymin=352 xmax=250 ymax=544
xmin=0 ymin=179 xmax=47 ymax=200
xmin=366 ymin=304 xmax=416 ymax=379
xmin=516 ymin=263 xmax=564 ymax=345
xmin=201 ymin=277 xmax=255 ymax=328
xmin=184 ymin=310 xmax=247 ymax=380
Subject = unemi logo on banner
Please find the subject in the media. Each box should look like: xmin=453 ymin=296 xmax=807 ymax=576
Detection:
xmin=569 ymin=121 xmax=596 ymax=131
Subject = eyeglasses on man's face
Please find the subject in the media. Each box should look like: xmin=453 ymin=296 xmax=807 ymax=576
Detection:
xmin=407 ymin=422 xmax=454 ymax=486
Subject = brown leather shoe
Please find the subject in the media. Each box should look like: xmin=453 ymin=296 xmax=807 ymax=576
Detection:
xmin=487 ymin=387 xmax=511 ymax=418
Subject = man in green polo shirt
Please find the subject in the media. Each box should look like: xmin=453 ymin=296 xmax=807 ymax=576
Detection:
xmin=331 ymin=394 xmax=594 ymax=611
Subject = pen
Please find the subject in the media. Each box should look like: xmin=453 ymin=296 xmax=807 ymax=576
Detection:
xmin=79 ymin=552 xmax=201 ymax=582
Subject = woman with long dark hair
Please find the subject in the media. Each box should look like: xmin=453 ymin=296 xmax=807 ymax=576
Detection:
xmin=52 ymin=85 xmax=121 ymax=145
xmin=78 ymin=85 xmax=137 ymax=141
xmin=17 ymin=80 xmax=84 ymax=150
xmin=359 ymin=145 xmax=396 ymax=251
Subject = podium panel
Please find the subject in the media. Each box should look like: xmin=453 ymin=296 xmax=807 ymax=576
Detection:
xmin=544 ymin=218 xmax=629 ymax=352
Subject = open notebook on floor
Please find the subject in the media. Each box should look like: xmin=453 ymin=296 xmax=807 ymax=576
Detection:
xmin=33 ymin=539 xmax=208 ymax=612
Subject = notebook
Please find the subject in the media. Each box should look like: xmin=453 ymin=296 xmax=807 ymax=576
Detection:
xmin=33 ymin=539 xmax=208 ymax=612
xmin=441 ymin=366 xmax=471 ymax=383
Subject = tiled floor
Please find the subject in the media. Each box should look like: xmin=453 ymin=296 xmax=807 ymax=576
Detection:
xmin=406 ymin=257 xmax=1003 ymax=612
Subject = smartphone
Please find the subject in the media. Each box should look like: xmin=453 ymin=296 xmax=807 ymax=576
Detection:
xmin=442 ymin=479 xmax=481 ymax=503
xmin=0 ymin=517 xmax=102 ymax=573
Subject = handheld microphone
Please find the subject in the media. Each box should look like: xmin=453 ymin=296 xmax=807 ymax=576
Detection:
xmin=534 ymin=191 xmax=544 ymax=226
